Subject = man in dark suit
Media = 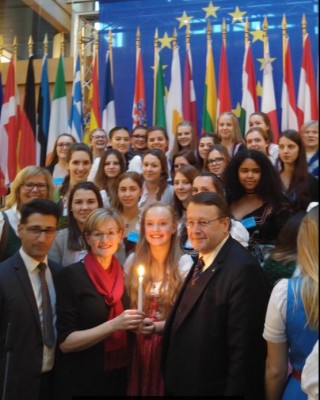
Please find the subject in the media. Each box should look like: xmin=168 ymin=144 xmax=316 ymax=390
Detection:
xmin=0 ymin=199 xmax=62 ymax=400
xmin=162 ymin=192 xmax=268 ymax=399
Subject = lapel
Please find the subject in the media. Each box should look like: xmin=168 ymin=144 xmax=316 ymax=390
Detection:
xmin=172 ymin=237 xmax=233 ymax=333
xmin=13 ymin=253 xmax=42 ymax=331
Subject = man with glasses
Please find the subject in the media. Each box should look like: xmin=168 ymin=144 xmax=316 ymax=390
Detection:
xmin=162 ymin=192 xmax=268 ymax=399
xmin=0 ymin=199 xmax=61 ymax=400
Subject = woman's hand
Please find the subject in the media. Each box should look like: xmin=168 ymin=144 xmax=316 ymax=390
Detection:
xmin=139 ymin=317 xmax=155 ymax=336
xmin=111 ymin=309 xmax=145 ymax=332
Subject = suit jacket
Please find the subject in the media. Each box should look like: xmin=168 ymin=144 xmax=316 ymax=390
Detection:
xmin=0 ymin=252 xmax=62 ymax=400
xmin=162 ymin=236 xmax=268 ymax=398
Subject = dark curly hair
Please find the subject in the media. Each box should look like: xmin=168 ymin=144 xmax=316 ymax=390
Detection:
xmin=224 ymin=149 xmax=284 ymax=209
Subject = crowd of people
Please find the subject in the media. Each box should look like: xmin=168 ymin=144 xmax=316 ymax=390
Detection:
xmin=0 ymin=113 xmax=318 ymax=399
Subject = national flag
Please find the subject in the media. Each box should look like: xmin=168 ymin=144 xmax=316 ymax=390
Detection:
xmin=183 ymin=41 xmax=198 ymax=136
xmin=68 ymin=54 xmax=83 ymax=142
xmin=153 ymin=44 xmax=166 ymax=127
xmin=166 ymin=43 xmax=183 ymax=152
xmin=102 ymin=50 xmax=116 ymax=135
xmin=297 ymin=34 xmax=318 ymax=127
xmin=261 ymin=39 xmax=279 ymax=141
xmin=18 ymin=55 xmax=36 ymax=169
xmin=46 ymin=55 xmax=68 ymax=164
xmin=86 ymin=51 xmax=101 ymax=143
xmin=37 ymin=55 xmax=51 ymax=166
xmin=201 ymin=29 xmax=217 ymax=134
xmin=132 ymin=46 xmax=147 ymax=128
xmin=0 ymin=59 xmax=20 ymax=192
xmin=281 ymin=37 xmax=298 ymax=131
xmin=240 ymin=41 xmax=258 ymax=135
xmin=217 ymin=40 xmax=232 ymax=117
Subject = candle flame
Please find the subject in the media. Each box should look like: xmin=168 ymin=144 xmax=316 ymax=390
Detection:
xmin=137 ymin=265 xmax=145 ymax=277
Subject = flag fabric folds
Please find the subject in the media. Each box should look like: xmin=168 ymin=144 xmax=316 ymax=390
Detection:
xmin=183 ymin=41 xmax=198 ymax=136
xmin=0 ymin=59 xmax=20 ymax=191
xmin=217 ymin=40 xmax=232 ymax=117
xmin=68 ymin=54 xmax=83 ymax=142
xmin=297 ymin=34 xmax=318 ymax=127
xmin=201 ymin=31 xmax=217 ymax=134
xmin=132 ymin=46 xmax=147 ymax=128
xmin=281 ymin=38 xmax=298 ymax=131
xmin=18 ymin=55 xmax=36 ymax=170
xmin=166 ymin=44 xmax=183 ymax=152
xmin=153 ymin=45 xmax=166 ymax=127
xmin=261 ymin=39 xmax=279 ymax=141
xmin=46 ymin=55 xmax=68 ymax=164
xmin=37 ymin=55 xmax=51 ymax=166
xmin=102 ymin=50 xmax=116 ymax=136
xmin=240 ymin=41 xmax=258 ymax=135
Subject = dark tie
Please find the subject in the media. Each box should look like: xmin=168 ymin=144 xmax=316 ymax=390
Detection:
xmin=191 ymin=257 xmax=204 ymax=285
xmin=38 ymin=263 xmax=55 ymax=348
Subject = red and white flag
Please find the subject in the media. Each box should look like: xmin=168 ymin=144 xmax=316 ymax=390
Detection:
xmin=183 ymin=41 xmax=198 ymax=136
xmin=217 ymin=40 xmax=232 ymax=117
xmin=297 ymin=34 xmax=318 ymax=127
xmin=281 ymin=38 xmax=298 ymax=131
xmin=261 ymin=39 xmax=279 ymax=141
xmin=132 ymin=45 xmax=147 ymax=128
xmin=0 ymin=59 xmax=20 ymax=193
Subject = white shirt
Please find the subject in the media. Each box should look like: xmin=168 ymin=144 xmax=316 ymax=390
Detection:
xmin=302 ymin=340 xmax=319 ymax=400
xmin=20 ymin=248 xmax=56 ymax=372
xmin=200 ymin=235 xmax=229 ymax=272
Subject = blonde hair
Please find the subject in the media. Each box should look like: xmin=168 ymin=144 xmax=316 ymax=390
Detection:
xmin=217 ymin=112 xmax=245 ymax=144
xmin=4 ymin=166 xmax=54 ymax=210
xmin=125 ymin=202 xmax=183 ymax=319
xmin=297 ymin=205 xmax=319 ymax=330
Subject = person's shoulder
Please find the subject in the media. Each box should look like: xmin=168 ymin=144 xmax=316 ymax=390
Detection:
xmin=0 ymin=252 xmax=22 ymax=277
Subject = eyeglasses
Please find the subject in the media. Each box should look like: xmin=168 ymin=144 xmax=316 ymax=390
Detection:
xmin=89 ymin=229 xmax=120 ymax=240
xmin=22 ymin=183 xmax=48 ymax=191
xmin=24 ymin=226 xmax=57 ymax=237
xmin=207 ymin=157 xmax=224 ymax=165
xmin=132 ymin=135 xmax=146 ymax=140
xmin=57 ymin=143 xmax=72 ymax=148
xmin=92 ymin=135 xmax=107 ymax=140
xmin=185 ymin=217 xmax=225 ymax=229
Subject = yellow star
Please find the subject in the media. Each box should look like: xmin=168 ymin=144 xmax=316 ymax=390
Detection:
xmin=159 ymin=32 xmax=173 ymax=50
xmin=176 ymin=11 xmax=194 ymax=29
xmin=203 ymin=1 xmax=220 ymax=19
xmin=256 ymin=81 xmax=263 ymax=97
xmin=228 ymin=6 xmax=247 ymax=24
xmin=250 ymin=29 xmax=264 ymax=43
xmin=257 ymin=56 xmax=276 ymax=71
xmin=151 ymin=64 xmax=168 ymax=72
xmin=232 ymin=102 xmax=242 ymax=118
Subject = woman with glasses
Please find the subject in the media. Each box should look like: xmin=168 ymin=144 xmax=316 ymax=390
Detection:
xmin=46 ymin=133 xmax=77 ymax=187
xmin=0 ymin=166 xmax=54 ymax=261
xmin=49 ymin=181 xmax=103 ymax=266
xmin=205 ymin=144 xmax=231 ymax=178
xmin=54 ymin=208 xmax=144 ymax=398
xmin=124 ymin=202 xmax=193 ymax=396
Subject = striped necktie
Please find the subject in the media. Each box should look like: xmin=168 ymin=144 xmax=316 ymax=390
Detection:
xmin=38 ymin=263 xmax=55 ymax=348
xmin=191 ymin=257 xmax=204 ymax=285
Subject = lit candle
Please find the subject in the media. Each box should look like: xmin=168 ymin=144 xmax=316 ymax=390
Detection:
xmin=137 ymin=265 xmax=144 ymax=311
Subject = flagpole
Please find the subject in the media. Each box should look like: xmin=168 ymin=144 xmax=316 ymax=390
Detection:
xmin=244 ymin=17 xmax=249 ymax=46
xmin=263 ymin=16 xmax=268 ymax=56
xmin=108 ymin=29 xmax=113 ymax=82
xmin=60 ymin=32 xmax=65 ymax=57
xmin=28 ymin=35 xmax=33 ymax=58
xmin=172 ymin=27 xmax=177 ymax=50
xmin=13 ymin=36 xmax=17 ymax=64
xmin=301 ymin=14 xmax=307 ymax=43
xmin=282 ymin=15 xmax=287 ymax=72
xmin=0 ymin=35 xmax=3 ymax=72
xmin=43 ymin=34 xmax=48 ymax=57
xmin=153 ymin=28 xmax=159 ymax=124
xmin=222 ymin=18 xmax=226 ymax=47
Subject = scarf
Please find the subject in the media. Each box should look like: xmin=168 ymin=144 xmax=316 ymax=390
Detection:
xmin=84 ymin=252 xmax=128 ymax=371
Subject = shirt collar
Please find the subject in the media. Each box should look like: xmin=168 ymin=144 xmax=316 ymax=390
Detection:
xmin=200 ymin=234 xmax=229 ymax=270
xmin=19 ymin=248 xmax=48 ymax=273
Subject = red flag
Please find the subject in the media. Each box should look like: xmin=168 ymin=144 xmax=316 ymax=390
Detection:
xmin=85 ymin=51 xmax=101 ymax=143
xmin=297 ymin=35 xmax=318 ymax=127
xmin=183 ymin=42 xmax=198 ymax=136
xmin=19 ymin=55 xmax=36 ymax=169
xmin=217 ymin=41 xmax=232 ymax=116
xmin=0 ymin=59 xmax=20 ymax=193
xmin=281 ymin=38 xmax=298 ymax=131
xmin=132 ymin=46 xmax=147 ymax=128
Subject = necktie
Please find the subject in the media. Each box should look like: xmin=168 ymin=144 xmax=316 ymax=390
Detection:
xmin=38 ymin=263 xmax=55 ymax=348
xmin=191 ymin=257 xmax=204 ymax=285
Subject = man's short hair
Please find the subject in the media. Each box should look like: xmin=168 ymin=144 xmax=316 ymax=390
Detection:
xmin=20 ymin=199 xmax=62 ymax=225
xmin=189 ymin=192 xmax=232 ymax=220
